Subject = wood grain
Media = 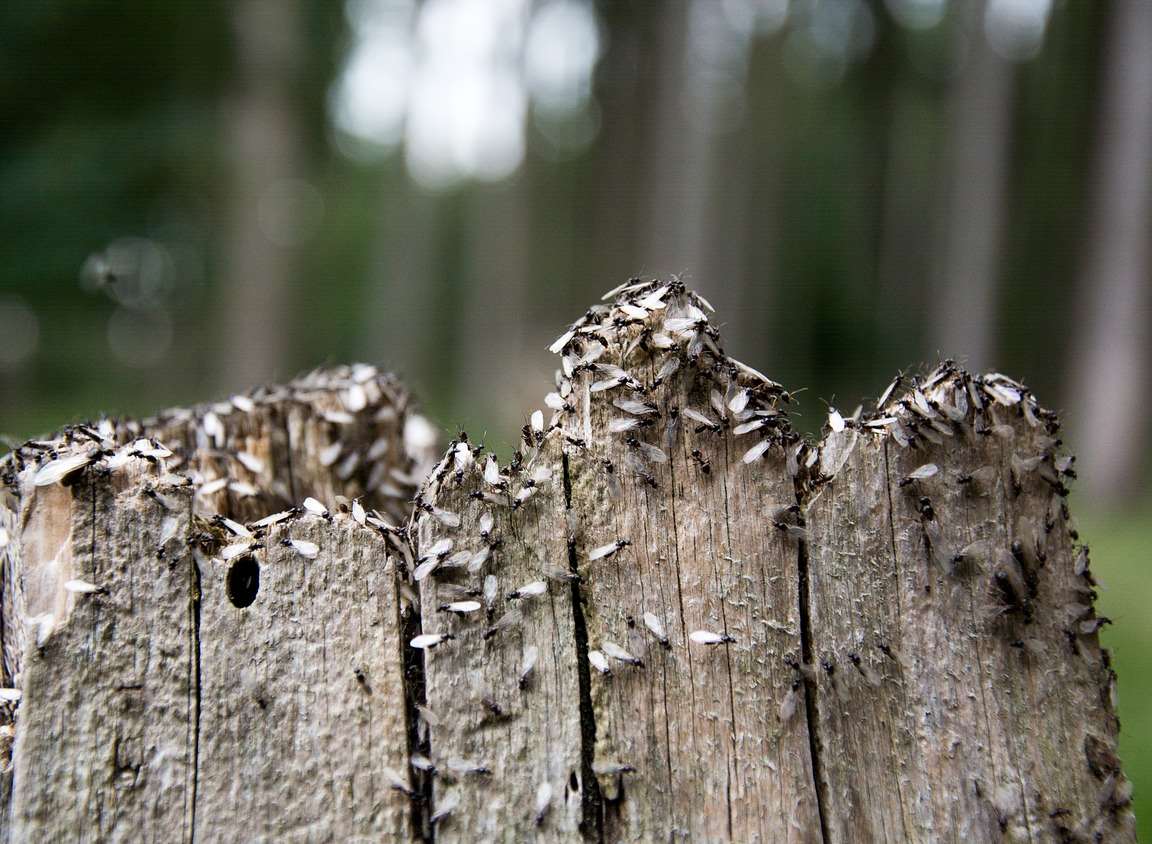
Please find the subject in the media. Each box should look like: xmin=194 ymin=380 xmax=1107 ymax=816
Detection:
xmin=562 ymin=354 xmax=820 ymax=842
xmin=0 ymin=367 xmax=426 ymax=842
xmin=0 ymin=292 xmax=1137 ymax=842
xmin=806 ymin=373 xmax=1134 ymax=842
xmin=6 ymin=451 xmax=198 ymax=841
xmin=194 ymin=512 xmax=414 ymax=841
xmin=414 ymin=437 xmax=587 ymax=842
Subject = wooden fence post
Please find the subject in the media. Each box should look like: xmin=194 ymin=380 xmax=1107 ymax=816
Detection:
xmin=0 ymin=366 xmax=435 ymax=841
xmin=0 ymin=286 xmax=1135 ymax=842
xmin=410 ymin=280 xmax=1132 ymax=842
xmin=806 ymin=378 xmax=1128 ymax=841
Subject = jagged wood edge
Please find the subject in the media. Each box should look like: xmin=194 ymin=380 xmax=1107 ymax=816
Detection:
xmin=409 ymin=277 xmax=1131 ymax=841
xmin=0 ymin=365 xmax=440 ymax=839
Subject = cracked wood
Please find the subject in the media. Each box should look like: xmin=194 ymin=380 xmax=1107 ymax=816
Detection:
xmin=0 ymin=282 xmax=1136 ymax=843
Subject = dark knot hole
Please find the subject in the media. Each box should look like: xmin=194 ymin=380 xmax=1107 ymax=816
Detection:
xmin=226 ymin=555 xmax=260 ymax=608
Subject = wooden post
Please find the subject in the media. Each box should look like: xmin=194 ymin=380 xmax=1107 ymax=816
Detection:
xmin=3 ymin=452 xmax=199 ymax=841
xmin=126 ymin=364 xmax=430 ymax=524
xmin=559 ymin=342 xmax=819 ymax=842
xmin=415 ymin=435 xmax=586 ymax=841
xmin=807 ymin=378 xmax=1129 ymax=842
xmin=0 ymin=366 xmax=434 ymax=840
xmin=0 ymin=286 xmax=1135 ymax=842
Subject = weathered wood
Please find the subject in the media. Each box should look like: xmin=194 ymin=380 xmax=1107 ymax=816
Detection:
xmin=409 ymin=282 xmax=815 ymax=841
xmin=126 ymin=364 xmax=433 ymax=524
xmin=0 ymin=282 xmax=1136 ymax=843
xmin=0 ymin=367 xmax=431 ymax=842
xmin=561 ymin=319 xmax=820 ymax=841
xmin=5 ymin=457 xmax=197 ymax=841
xmin=194 ymin=512 xmax=414 ymax=841
xmin=806 ymin=371 xmax=1134 ymax=842
xmin=409 ymin=280 xmax=1134 ymax=842
xmin=415 ymin=437 xmax=586 ymax=841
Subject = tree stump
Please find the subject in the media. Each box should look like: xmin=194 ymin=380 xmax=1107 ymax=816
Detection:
xmin=0 ymin=285 xmax=1134 ymax=842
xmin=0 ymin=366 xmax=436 ymax=841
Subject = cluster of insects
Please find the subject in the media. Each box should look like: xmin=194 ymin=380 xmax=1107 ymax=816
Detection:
xmin=817 ymin=360 xmax=1126 ymax=835
xmin=401 ymin=278 xmax=821 ymax=831
xmin=0 ymin=278 xmax=1129 ymax=837
xmin=546 ymin=277 xmax=815 ymax=486
xmin=0 ymin=366 xmax=434 ymax=744
xmin=4 ymin=363 xmax=434 ymax=522
xmin=835 ymin=360 xmax=1105 ymax=646
xmin=139 ymin=364 xmax=435 ymax=525
xmin=399 ymin=279 xmax=1123 ymax=834
xmin=0 ymin=423 xmax=193 ymax=696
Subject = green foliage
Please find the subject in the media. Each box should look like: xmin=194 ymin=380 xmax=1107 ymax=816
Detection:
xmin=1085 ymin=504 xmax=1152 ymax=839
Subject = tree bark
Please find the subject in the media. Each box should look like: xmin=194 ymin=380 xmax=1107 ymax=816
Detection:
xmin=0 ymin=287 xmax=1135 ymax=842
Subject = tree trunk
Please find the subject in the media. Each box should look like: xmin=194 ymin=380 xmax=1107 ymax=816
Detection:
xmin=1068 ymin=0 xmax=1152 ymax=505
xmin=0 ymin=287 xmax=1134 ymax=841
xmin=931 ymin=0 xmax=1015 ymax=371
xmin=0 ymin=367 xmax=435 ymax=841
xmin=215 ymin=0 xmax=307 ymax=393
xmin=456 ymin=177 xmax=538 ymax=434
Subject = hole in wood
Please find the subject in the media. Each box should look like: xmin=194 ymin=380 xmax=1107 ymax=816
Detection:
xmin=226 ymin=555 xmax=260 ymax=608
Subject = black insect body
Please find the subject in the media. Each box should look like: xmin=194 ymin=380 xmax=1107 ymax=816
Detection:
xmin=690 ymin=449 xmax=711 ymax=475
xmin=847 ymin=652 xmax=881 ymax=687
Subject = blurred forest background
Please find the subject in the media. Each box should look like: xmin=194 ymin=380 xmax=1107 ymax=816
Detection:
xmin=1 ymin=0 xmax=1149 ymax=829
